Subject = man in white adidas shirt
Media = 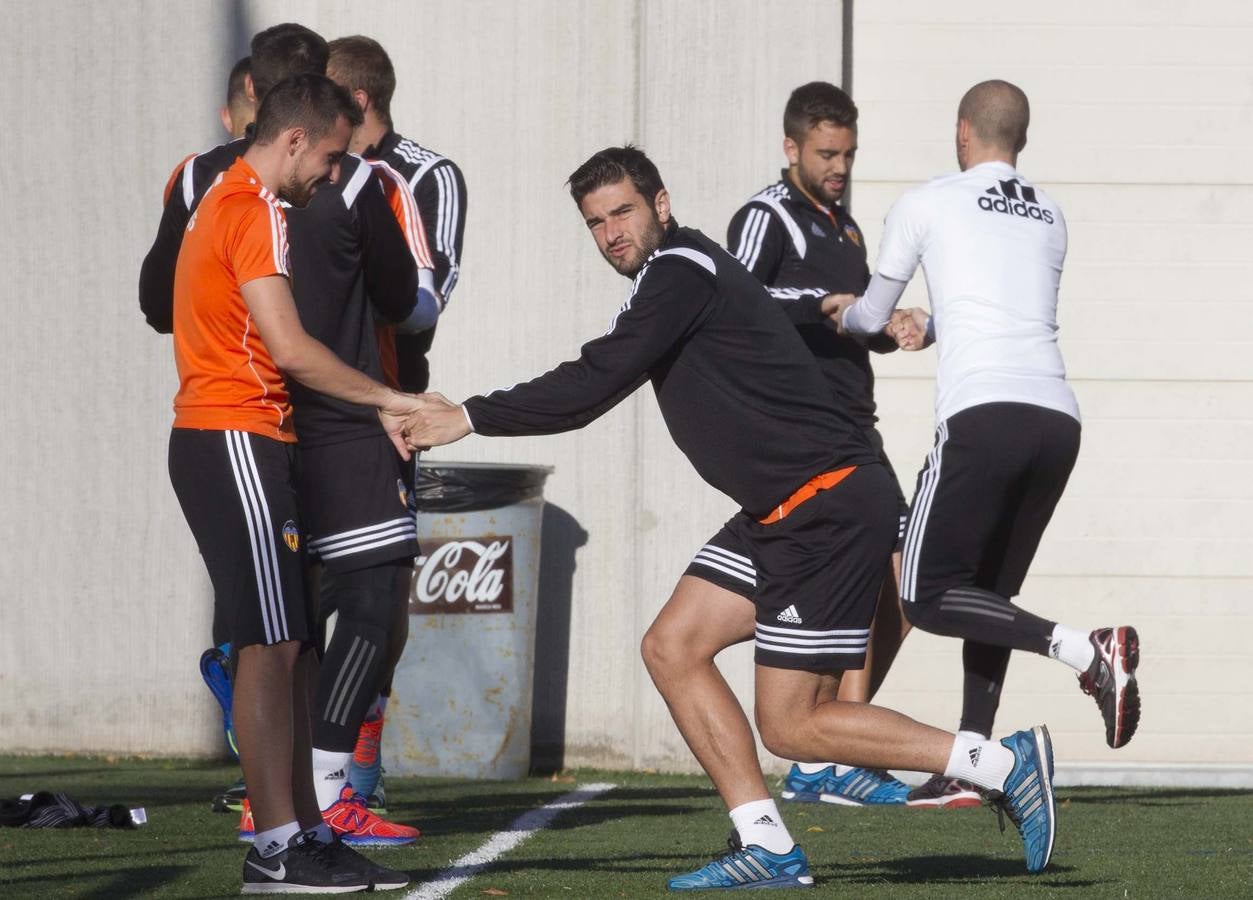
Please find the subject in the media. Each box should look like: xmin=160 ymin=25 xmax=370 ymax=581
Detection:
xmin=834 ymin=80 xmax=1142 ymax=755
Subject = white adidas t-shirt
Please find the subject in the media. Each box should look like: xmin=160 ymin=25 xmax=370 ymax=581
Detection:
xmin=874 ymin=160 xmax=1079 ymax=424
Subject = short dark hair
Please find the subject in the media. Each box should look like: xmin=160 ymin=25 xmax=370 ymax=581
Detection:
xmin=784 ymin=82 xmax=858 ymax=142
xmin=252 ymin=73 xmax=362 ymax=145
xmin=567 ymin=145 xmax=666 ymax=208
xmin=958 ymin=79 xmax=1030 ymax=153
xmin=249 ymin=23 xmax=329 ymax=102
xmin=328 ymin=36 xmax=396 ymax=125
xmin=226 ymin=56 xmax=251 ymax=108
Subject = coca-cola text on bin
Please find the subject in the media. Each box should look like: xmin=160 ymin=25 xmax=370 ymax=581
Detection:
xmin=411 ymin=537 xmax=514 ymax=614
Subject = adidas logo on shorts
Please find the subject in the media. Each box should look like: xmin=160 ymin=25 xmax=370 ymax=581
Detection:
xmin=776 ymin=605 xmax=803 ymax=625
xmin=977 ymin=179 xmax=1055 ymax=224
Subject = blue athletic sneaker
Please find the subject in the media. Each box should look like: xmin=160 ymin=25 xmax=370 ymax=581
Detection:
xmin=780 ymin=765 xmax=909 ymax=806
xmin=198 ymin=643 xmax=238 ymax=759
xmin=991 ymin=725 xmax=1057 ymax=873
xmin=669 ymin=832 xmax=813 ymax=891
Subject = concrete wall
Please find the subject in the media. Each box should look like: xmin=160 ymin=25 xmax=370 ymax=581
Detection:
xmin=1 ymin=1 xmax=1247 ymax=781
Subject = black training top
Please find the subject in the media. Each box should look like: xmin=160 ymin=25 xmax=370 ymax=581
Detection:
xmin=365 ymin=130 xmax=469 ymax=393
xmin=463 ymin=223 xmax=877 ymax=518
xmin=727 ymin=172 xmax=890 ymax=428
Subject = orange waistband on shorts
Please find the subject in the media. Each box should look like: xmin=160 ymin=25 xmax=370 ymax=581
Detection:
xmin=759 ymin=466 xmax=858 ymax=525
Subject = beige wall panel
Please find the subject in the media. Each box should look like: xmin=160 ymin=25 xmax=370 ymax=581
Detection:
xmin=0 ymin=1 xmax=246 ymax=754
xmin=853 ymin=3 xmax=1252 ymax=185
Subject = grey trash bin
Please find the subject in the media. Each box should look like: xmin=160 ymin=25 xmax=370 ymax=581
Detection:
xmin=384 ymin=461 xmax=553 ymax=779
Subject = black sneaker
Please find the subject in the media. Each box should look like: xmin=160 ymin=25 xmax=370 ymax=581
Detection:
xmin=1079 ymin=626 xmax=1140 ymax=748
xmin=241 ymin=830 xmax=369 ymax=894
xmin=905 ymin=775 xmax=985 ymax=809
xmin=318 ymin=837 xmax=410 ymax=891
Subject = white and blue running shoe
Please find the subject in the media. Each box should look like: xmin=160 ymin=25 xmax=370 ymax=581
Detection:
xmin=780 ymin=765 xmax=909 ymax=806
xmin=991 ymin=725 xmax=1057 ymax=873
xmin=669 ymin=832 xmax=813 ymax=891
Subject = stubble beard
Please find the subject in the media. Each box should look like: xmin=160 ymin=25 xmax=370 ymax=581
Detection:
xmin=799 ymin=166 xmax=842 ymax=207
xmin=607 ymin=214 xmax=666 ymax=278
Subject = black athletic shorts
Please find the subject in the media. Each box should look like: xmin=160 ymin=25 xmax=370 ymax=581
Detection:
xmin=169 ymin=428 xmax=313 ymax=650
xmin=685 ymin=424 xmax=906 ymax=601
xmin=865 ymin=425 xmax=910 ymax=552
xmin=900 ymin=402 xmax=1080 ymax=607
xmin=686 ymin=464 xmax=898 ymax=673
xmin=298 ymin=434 xmax=418 ymax=574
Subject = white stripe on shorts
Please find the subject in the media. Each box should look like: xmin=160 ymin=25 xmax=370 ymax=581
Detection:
xmin=901 ymin=419 xmax=950 ymax=603
xmin=308 ymin=516 xmax=417 ymax=561
xmin=755 ymin=624 xmax=869 ymax=656
xmin=224 ymin=431 xmax=288 ymax=643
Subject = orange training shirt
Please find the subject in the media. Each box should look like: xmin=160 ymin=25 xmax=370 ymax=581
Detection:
xmin=171 ymin=157 xmax=296 ymax=442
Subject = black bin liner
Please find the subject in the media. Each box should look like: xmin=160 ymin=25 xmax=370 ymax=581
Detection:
xmin=413 ymin=462 xmax=551 ymax=513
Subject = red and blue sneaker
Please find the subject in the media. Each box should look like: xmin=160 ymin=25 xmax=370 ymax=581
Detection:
xmin=323 ymin=787 xmax=419 ymax=847
xmin=1079 ymin=626 xmax=1141 ymax=749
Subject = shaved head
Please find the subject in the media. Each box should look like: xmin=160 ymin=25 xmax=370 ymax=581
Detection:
xmin=957 ymin=80 xmax=1030 ymax=154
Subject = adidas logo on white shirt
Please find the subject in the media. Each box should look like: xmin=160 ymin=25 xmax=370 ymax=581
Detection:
xmin=776 ymin=605 xmax=803 ymax=625
xmin=977 ymin=178 xmax=1055 ymax=224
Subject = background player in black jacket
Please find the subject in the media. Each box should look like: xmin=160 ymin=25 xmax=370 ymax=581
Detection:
xmin=329 ymin=36 xmax=468 ymax=396
xmin=719 ymin=82 xmax=918 ymax=807
xmin=327 ymin=35 xmax=471 ymax=805
xmin=401 ymin=147 xmax=1063 ymax=887
xmin=138 ymin=23 xmax=427 ymax=846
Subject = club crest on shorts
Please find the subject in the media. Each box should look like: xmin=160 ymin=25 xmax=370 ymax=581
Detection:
xmin=397 ymin=478 xmax=409 ymax=509
xmin=281 ymin=520 xmax=300 ymax=552
xmin=843 ymin=224 xmax=862 ymax=247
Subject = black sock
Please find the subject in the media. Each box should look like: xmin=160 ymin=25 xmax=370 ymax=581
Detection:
xmin=959 ymin=640 xmax=1011 ymax=736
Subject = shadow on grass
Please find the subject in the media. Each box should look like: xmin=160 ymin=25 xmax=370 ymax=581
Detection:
xmin=402 ymin=785 xmax=715 ymax=837
xmin=821 ymin=854 xmax=1099 ymax=887
xmin=1063 ymin=788 xmax=1253 ymax=807
xmin=390 ymin=851 xmax=1101 ymax=890
xmin=0 ymin=864 xmax=196 ymax=896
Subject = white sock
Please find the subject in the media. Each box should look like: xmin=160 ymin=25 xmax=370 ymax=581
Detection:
xmin=944 ymin=733 xmax=1015 ymax=793
xmin=833 ymin=764 xmax=854 ymax=776
xmin=729 ymin=798 xmax=795 ymax=855
xmin=1049 ymin=624 xmax=1095 ymax=673
xmin=255 ymin=821 xmax=300 ymax=858
xmin=310 ymin=822 xmax=334 ymax=844
xmin=312 ymin=748 xmax=353 ymax=811
xmin=956 ymin=729 xmax=989 ymax=742
xmin=795 ymin=762 xmax=831 ymax=775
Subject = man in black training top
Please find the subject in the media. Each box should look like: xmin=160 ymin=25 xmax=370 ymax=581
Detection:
xmin=718 ymin=82 xmax=921 ymax=808
xmin=401 ymin=146 xmax=1063 ymax=889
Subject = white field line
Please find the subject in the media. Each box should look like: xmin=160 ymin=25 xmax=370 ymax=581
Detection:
xmin=404 ymin=782 xmax=617 ymax=900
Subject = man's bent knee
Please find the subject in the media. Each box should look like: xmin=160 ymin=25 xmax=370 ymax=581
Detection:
xmin=641 ymin=622 xmax=704 ymax=678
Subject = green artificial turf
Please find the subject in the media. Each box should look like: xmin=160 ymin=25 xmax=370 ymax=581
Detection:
xmin=1 ymin=756 xmax=1249 ymax=898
